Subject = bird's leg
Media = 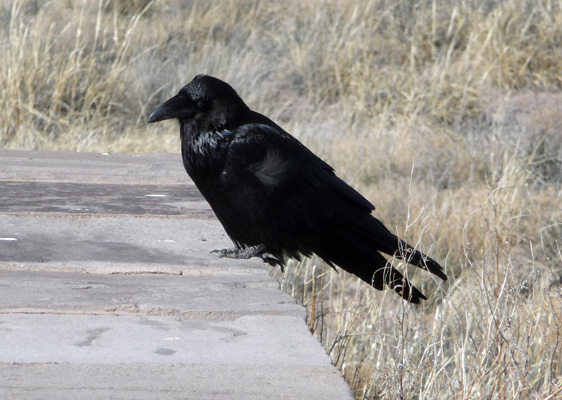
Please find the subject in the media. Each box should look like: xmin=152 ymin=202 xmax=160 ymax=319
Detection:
xmin=211 ymin=244 xmax=283 ymax=269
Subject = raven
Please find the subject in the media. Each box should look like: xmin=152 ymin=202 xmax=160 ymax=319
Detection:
xmin=148 ymin=75 xmax=446 ymax=303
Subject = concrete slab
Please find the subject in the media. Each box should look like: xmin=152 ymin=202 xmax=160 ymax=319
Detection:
xmin=0 ymin=363 xmax=345 ymax=400
xmin=0 ymin=181 xmax=208 ymax=216
xmin=0 ymin=149 xmax=354 ymax=399
xmin=0 ymin=215 xmax=261 ymax=274
xmin=0 ymin=270 xmax=301 ymax=319
xmin=0 ymin=150 xmax=187 ymax=184
xmin=1 ymin=314 xmax=323 ymax=365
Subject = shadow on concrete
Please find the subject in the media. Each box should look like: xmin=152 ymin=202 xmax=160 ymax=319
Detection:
xmin=0 ymin=181 xmax=210 ymax=216
xmin=0 ymin=233 xmax=189 ymax=265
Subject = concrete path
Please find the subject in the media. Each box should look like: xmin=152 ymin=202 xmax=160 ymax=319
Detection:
xmin=0 ymin=149 xmax=353 ymax=400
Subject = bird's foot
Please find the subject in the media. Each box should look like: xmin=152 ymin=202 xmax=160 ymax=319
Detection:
xmin=211 ymin=244 xmax=283 ymax=269
xmin=211 ymin=245 xmax=264 ymax=259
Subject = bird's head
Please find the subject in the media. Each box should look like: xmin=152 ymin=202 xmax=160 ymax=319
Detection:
xmin=147 ymin=75 xmax=248 ymax=130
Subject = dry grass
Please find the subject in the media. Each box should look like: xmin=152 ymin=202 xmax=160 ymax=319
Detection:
xmin=1 ymin=0 xmax=561 ymax=398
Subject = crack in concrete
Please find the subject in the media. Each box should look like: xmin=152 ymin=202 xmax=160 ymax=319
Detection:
xmin=0 ymin=307 xmax=296 ymax=321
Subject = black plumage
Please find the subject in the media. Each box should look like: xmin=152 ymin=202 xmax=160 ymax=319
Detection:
xmin=148 ymin=75 xmax=446 ymax=303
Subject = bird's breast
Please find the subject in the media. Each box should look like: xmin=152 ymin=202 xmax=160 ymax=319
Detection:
xmin=181 ymin=129 xmax=229 ymax=181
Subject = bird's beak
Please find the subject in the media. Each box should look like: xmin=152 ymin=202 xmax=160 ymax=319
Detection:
xmin=147 ymin=94 xmax=195 ymax=124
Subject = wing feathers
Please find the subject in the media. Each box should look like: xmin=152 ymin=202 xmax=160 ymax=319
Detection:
xmin=214 ymin=121 xmax=444 ymax=302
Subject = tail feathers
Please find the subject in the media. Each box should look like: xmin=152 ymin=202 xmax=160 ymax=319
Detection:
xmin=375 ymin=266 xmax=427 ymax=304
xmin=395 ymin=240 xmax=448 ymax=282
xmin=351 ymin=250 xmax=428 ymax=304
xmin=313 ymin=218 xmax=444 ymax=303
xmin=366 ymin=218 xmax=447 ymax=282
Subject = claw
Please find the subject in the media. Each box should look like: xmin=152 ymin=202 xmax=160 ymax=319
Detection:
xmin=210 ymin=244 xmax=284 ymax=271
xmin=210 ymin=244 xmax=266 ymax=259
xmin=210 ymin=248 xmax=232 ymax=257
xmin=260 ymin=252 xmax=283 ymax=270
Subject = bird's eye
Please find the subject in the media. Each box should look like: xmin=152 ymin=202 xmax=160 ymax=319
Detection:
xmin=196 ymin=99 xmax=208 ymax=110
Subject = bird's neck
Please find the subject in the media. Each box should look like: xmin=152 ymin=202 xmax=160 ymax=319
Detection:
xmin=180 ymin=120 xmax=226 ymax=180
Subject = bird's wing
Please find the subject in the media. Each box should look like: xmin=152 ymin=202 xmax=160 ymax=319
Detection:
xmin=211 ymin=123 xmax=445 ymax=298
xmin=203 ymin=123 xmax=374 ymax=258
xmin=226 ymin=124 xmax=374 ymax=211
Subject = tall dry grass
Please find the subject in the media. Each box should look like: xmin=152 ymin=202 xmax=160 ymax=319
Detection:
xmin=1 ymin=0 xmax=561 ymax=398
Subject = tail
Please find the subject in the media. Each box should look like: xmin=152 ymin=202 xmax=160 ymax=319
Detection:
xmin=313 ymin=216 xmax=446 ymax=303
xmin=355 ymin=251 xmax=428 ymax=303
xmin=366 ymin=218 xmax=447 ymax=281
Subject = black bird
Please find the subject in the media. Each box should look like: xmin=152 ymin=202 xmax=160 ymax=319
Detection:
xmin=148 ymin=75 xmax=446 ymax=303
